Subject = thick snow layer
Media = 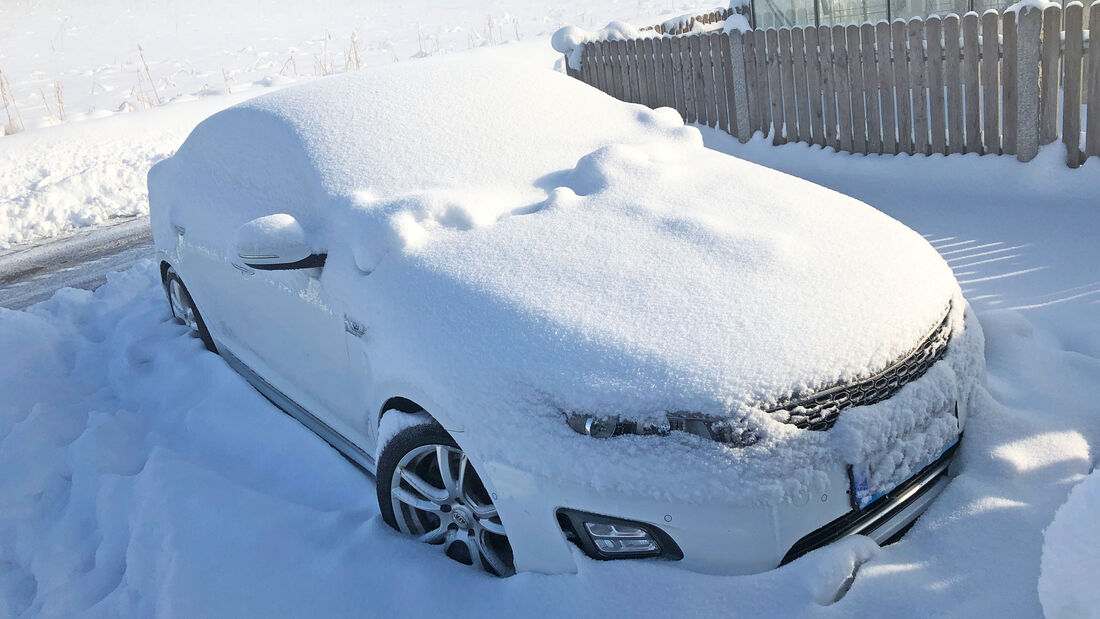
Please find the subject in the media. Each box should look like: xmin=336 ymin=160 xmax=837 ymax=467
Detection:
xmin=723 ymin=13 xmax=754 ymax=33
xmin=1039 ymin=470 xmax=1100 ymax=619
xmin=150 ymin=56 xmax=975 ymax=504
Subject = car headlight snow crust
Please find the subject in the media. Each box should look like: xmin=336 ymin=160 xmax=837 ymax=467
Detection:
xmin=564 ymin=410 xmax=760 ymax=447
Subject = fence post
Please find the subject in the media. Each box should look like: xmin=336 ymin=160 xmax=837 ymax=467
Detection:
xmin=981 ymin=11 xmax=1001 ymax=154
xmin=1063 ymin=3 xmax=1085 ymax=166
xmin=728 ymin=30 xmax=753 ymax=142
xmin=1039 ymin=6 xmax=1061 ymax=145
xmin=1087 ymin=1 xmax=1100 ymax=159
xmin=1015 ymin=6 xmax=1041 ymax=162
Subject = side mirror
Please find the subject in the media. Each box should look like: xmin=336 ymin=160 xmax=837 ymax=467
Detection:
xmin=234 ymin=214 xmax=327 ymax=270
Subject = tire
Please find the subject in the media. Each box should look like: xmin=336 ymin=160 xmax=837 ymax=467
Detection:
xmin=377 ymin=420 xmax=515 ymax=576
xmin=164 ymin=266 xmax=217 ymax=352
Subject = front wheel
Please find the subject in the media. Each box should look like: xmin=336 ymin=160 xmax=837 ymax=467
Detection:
xmin=377 ymin=420 xmax=515 ymax=576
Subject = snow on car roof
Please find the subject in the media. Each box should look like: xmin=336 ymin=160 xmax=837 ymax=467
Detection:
xmin=154 ymin=54 xmax=972 ymax=502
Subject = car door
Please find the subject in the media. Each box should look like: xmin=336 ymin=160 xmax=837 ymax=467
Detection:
xmin=222 ymin=257 xmax=364 ymax=437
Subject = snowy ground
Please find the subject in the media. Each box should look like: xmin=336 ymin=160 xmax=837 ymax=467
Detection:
xmin=2 ymin=1 xmax=1099 ymax=617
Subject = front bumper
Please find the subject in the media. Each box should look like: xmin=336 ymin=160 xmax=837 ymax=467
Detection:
xmin=486 ymin=416 xmax=964 ymax=576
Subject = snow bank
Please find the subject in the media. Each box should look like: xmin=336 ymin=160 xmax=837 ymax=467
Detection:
xmin=1040 ymin=470 xmax=1100 ymax=619
xmin=0 ymin=93 xmax=257 ymax=249
xmin=552 ymin=21 xmax=642 ymax=70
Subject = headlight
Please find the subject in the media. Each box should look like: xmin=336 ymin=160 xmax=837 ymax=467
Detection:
xmin=564 ymin=410 xmax=760 ymax=447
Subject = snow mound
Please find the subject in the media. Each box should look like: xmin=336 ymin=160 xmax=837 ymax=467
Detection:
xmin=1040 ymin=469 xmax=1100 ymax=619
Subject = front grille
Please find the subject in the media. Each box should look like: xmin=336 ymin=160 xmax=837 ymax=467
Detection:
xmin=768 ymin=303 xmax=954 ymax=431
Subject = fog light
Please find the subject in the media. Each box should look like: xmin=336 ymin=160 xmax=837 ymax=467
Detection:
xmin=557 ymin=509 xmax=683 ymax=561
xmin=584 ymin=522 xmax=660 ymax=555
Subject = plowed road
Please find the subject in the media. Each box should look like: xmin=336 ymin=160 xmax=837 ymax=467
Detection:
xmin=0 ymin=217 xmax=153 ymax=310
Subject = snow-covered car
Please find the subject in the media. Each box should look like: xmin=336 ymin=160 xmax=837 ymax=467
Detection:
xmin=148 ymin=55 xmax=984 ymax=577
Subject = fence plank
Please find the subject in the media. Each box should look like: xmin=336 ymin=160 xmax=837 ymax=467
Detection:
xmin=607 ymin=41 xmax=623 ymax=101
xmin=1016 ymin=6 xmax=1042 ymax=162
xmin=962 ymin=13 xmax=982 ymax=153
xmin=754 ymin=30 xmax=771 ymax=135
xmin=766 ymin=29 xmax=786 ymax=143
xmin=1086 ymin=2 xmax=1100 ymax=158
xmin=779 ymin=28 xmax=799 ymax=142
xmin=861 ymin=23 xmax=882 ymax=154
xmin=635 ymin=37 xmax=649 ymax=105
xmin=593 ymin=44 xmax=607 ymax=92
xmin=1002 ymin=11 xmax=1018 ymax=155
xmin=692 ymin=34 xmax=711 ymax=125
xmin=876 ymin=21 xmax=898 ymax=154
xmin=640 ymin=36 xmax=655 ymax=107
xmin=908 ymin=19 xmax=930 ymax=155
xmin=1063 ymin=2 xmax=1084 ymax=166
xmin=944 ymin=15 xmax=964 ymax=154
xmin=681 ymin=35 xmax=697 ymax=121
xmin=578 ymin=45 xmax=591 ymax=86
xmin=728 ymin=31 xmax=752 ymax=141
xmin=625 ymin=38 xmax=641 ymax=103
xmin=833 ymin=25 xmax=854 ymax=152
xmin=743 ymin=31 xmax=762 ymax=134
xmin=805 ymin=25 xmax=826 ymax=146
xmin=711 ymin=34 xmax=731 ymax=132
xmin=926 ymin=17 xmax=947 ymax=155
xmin=846 ymin=25 xmax=868 ymax=153
xmin=651 ymin=38 xmax=668 ymax=107
xmin=820 ymin=26 xmax=839 ymax=149
xmin=893 ymin=19 xmax=914 ymax=154
xmin=671 ymin=36 xmax=689 ymax=119
xmin=692 ymin=35 xmax=711 ymax=125
xmin=647 ymin=37 xmax=661 ymax=107
xmin=661 ymin=37 xmax=678 ymax=113
xmin=1038 ymin=6 xmax=1059 ymax=145
xmin=981 ymin=11 xmax=1001 ymax=154
xmin=792 ymin=28 xmax=811 ymax=144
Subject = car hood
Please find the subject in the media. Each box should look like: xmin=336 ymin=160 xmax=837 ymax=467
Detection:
xmin=333 ymin=137 xmax=958 ymax=420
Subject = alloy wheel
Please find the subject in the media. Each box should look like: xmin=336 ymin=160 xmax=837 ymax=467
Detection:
xmin=389 ymin=443 xmax=514 ymax=576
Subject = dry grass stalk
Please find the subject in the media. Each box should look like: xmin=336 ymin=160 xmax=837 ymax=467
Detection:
xmin=39 ymin=88 xmax=55 ymax=122
xmin=0 ymin=69 xmax=25 ymax=134
xmin=222 ymin=69 xmax=232 ymax=94
xmin=54 ymin=81 xmax=65 ymax=122
xmin=279 ymin=56 xmax=298 ymax=77
xmin=137 ymin=44 xmax=162 ymax=105
xmin=344 ymin=32 xmax=362 ymax=72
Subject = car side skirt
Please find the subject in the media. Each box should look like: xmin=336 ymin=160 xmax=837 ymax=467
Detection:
xmin=219 ymin=343 xmax=378 ymax=473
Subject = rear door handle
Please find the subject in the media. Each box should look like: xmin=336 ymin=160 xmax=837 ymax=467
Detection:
xmin=232 ymin=262 xmax=254 ymax=277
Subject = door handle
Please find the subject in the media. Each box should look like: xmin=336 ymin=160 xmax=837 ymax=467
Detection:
xmin=232 ymin=262 xmax=255 ymax=277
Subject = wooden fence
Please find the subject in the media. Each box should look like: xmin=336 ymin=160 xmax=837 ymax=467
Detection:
xmin=564 ymin=3 xmax=1100 ymax=167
